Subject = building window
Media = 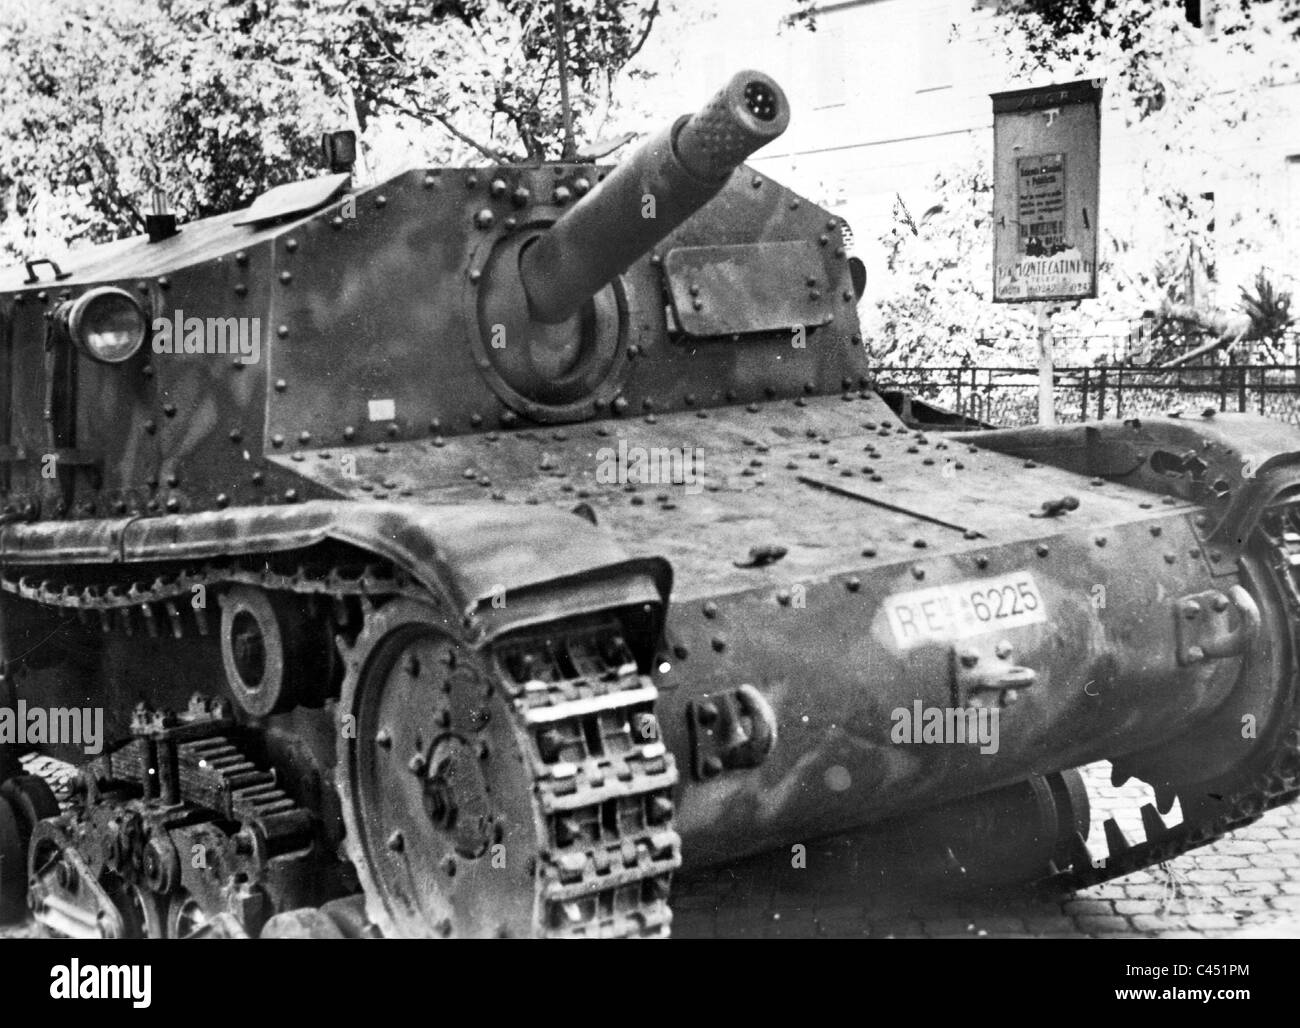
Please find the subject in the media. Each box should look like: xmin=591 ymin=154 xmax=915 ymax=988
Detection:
xmin=915 ymin=12 xmax=953 ymax=93
xmin=811 ymin=30 xmax=846 ymax=109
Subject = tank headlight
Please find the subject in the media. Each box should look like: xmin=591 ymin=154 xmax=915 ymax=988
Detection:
xmin=65 ymin=287 xmax=147 ymax=364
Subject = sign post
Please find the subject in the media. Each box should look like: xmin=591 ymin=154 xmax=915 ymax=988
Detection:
xmin=1035 ymin=301 xmax=1054 ymax=426
xmin=991 ymin=80 xmax=1103 ymax=426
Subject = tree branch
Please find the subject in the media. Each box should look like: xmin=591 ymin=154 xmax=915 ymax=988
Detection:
xmin=625 ymin=0 xmax=662 ymax=63
xmin=390 ymin=99 xmax=509 ymax=162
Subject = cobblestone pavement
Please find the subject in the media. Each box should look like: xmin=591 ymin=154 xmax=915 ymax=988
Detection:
xmin=2 ymin=762 xmax=1297 ymax=939
xmin=672 ymin=762 xmax=1300 ymax=939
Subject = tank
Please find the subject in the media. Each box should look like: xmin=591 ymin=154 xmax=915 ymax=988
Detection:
xmin=0 ymin=69 xmax=1298 ymax=939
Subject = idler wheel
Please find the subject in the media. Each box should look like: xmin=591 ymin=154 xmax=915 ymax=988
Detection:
xmin=219 ymin=586 xmax=330 ymax=717
xmin=336 ymin=600 xmax=540 ymax=938
xmin=910 ymin=771 xmax=1090 ymax=888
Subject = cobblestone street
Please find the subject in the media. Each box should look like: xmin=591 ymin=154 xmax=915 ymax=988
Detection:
xmin=673 ymin=762 xmax=1300 ymax=939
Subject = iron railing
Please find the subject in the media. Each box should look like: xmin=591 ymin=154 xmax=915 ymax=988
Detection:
xmin=874 ymin=364 xmax=1300 ymax=429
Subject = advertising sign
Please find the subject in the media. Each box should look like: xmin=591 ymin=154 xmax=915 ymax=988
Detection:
xmin=991 ymin=80 xmax=1103 ymax=303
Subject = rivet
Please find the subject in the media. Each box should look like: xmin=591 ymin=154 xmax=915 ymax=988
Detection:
xmin=144 ymin=419 xmax=157 ymax=435
xmin=423 ymin=173 xmax=438 ymax=189
xmin=277 ymin=324 xmax=289 ymax=338
xmin=474 ymin=208 xmax=495 ymax=229
xmin=387 ymin=831 xmax=404 ymax=853
xmin=215 ymin=493 xmax=229 ymax=508
xmin=1210 ymin=550 xmax=1222 ymax=562
xmin=409 ymin=753 xmax=427 ymax=774
xmin=375 ymin=728 xmax=392 ymax=748
xmin=165 ymin=497 xmax=180 ymax=513
xmin=862 ymin=545 xmax=877 ymax=557
xmin=1036 ymin=544 xmax=1049 ymax=557
xmin=279 ymin=271 xmax=292 ymax=285
xmin=751 ymin=175 xmax=763 ymax=188
xmin=163 ymin=403 xmax=177 ymax=417
xmin=1164 ymin=552 xmax=1176 ymax=564
xmin=913 ymin=538 xmax=927 ymax=549
xmin=331 ymin=217 xmax=344 ymax=230
xmin=711 ymin=636 xmax=726 ymax=652
xmin=274 ymin=379 xmax=287 ymax=392
xmin=776 ymin=589 xmax=791 ymax=606
xmin=553 ymin=186 xmax=572 ymax=204
xmin=251 ymin=471 xmax=264 ymax=485
xmin=489 ymin=178 xmax=507 ymax=198
xmin=468 ymin=269 xmax=482 ymax=283
xmin=283 ymin=488 xmax=298 ymax=502
xmin=703 ymin=601 xmax=719 ymax=619
xmin=1095 ymin=536 xmax=1107 ymax=547
xmin=165 ymin=473 xmax=179 ymax=487
xmin=299 ymin=431 xmax=312 ymax=445
xmin=911 ymin=565 xmax=925 ymax=580
xmin=374 ymin=195 xmax=387 ymax=208
xmin=234 ymin=283 xmax=247 ymax=296
xmin=158 ymin=276 xmax=171 ymax=289
xmin=846 ymin=577 xmax=861 ymax=592
xmin=343 ymin=426 xmax=356 ymax=441
xmin=975 ymin=555 xmax=989 ymax=569
xmin=573 ymin=177 xmax=591 ymax=195
xmin=271 ymin=434 xmax=285 ymax=447
xmin=235 ymin=251 xmax=249 ymax=266
xmin=511 ymin=186 xmax=530 ymax=207
xmin=285 ymin=238 xmax=298 ymax=253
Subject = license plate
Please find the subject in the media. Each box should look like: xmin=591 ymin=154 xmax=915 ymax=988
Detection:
xmin=885 ymin=571 xmax=1047 ymax=649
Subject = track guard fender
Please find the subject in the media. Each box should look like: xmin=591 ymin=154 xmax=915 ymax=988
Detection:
xmin=967 ymin=413 xmax=1300 ymax=536
xmin=0 ymin=500 xmax=673 ymax=645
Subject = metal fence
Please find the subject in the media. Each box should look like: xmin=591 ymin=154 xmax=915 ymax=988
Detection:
xmin=875 ymin=364 xmax=1300 ymax=429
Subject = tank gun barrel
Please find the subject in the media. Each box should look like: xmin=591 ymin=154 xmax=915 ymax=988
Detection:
xmin=519 ymin=70 xmax=790 ymax=325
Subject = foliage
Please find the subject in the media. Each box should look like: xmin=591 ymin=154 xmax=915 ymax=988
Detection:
xmin=0 ymin=0 xmax=663 ymax=263
xmin=869 ymin=162 xmax=1035 ymax=367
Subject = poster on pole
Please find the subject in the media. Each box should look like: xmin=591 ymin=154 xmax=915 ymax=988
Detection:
xmin=991 ymin=80 xmax=1103 ymax=303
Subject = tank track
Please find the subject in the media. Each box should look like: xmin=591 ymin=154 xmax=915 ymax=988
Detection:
xmin=2 ymin=552 xmax=680 ymax=938
xmin=493 ymin=625 xmax=681 ymax=937
xmin=1049 ymin=497 xmax=1300 ymax=892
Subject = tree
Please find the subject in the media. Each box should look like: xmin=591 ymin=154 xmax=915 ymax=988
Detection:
xmin=0 ymin=0 xmax=665 ymax=263
xmin=869 ymin=161 xmax=1036 ymax=367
